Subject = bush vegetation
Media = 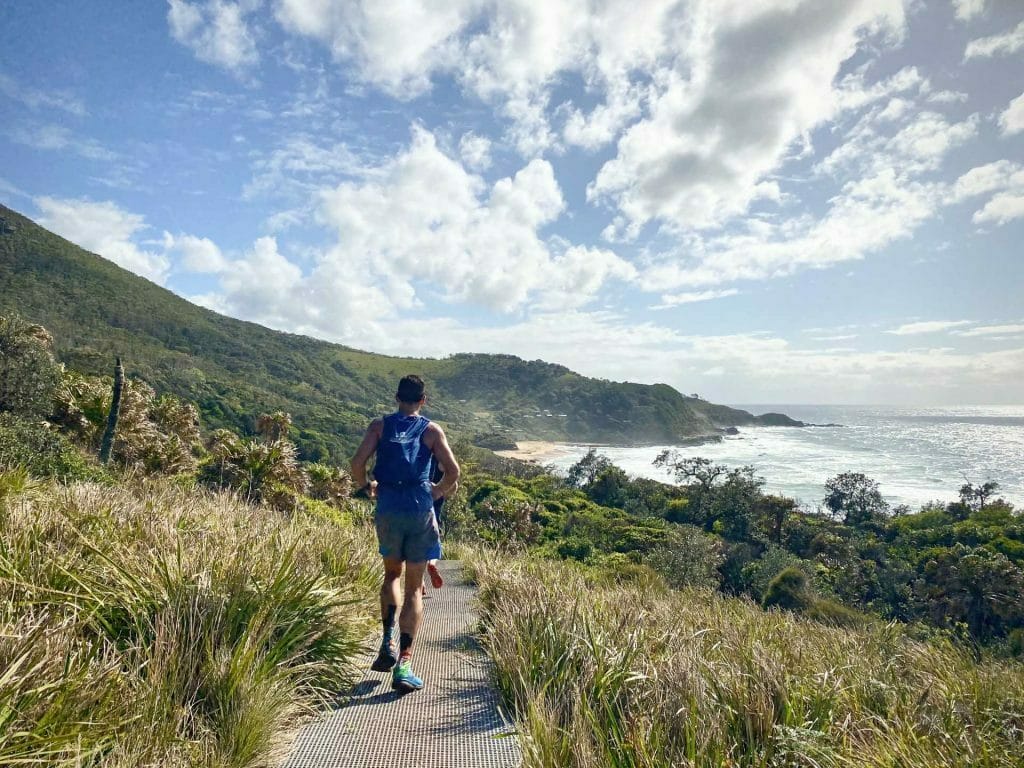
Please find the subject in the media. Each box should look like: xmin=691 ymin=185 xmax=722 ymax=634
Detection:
xmin=472 ymin=553 xmax=1024 ymax=768
xmin=453 ymin=448 xmax=1024 ymax=649
xmin=0 ymin=313 xmax=380 ymax=765
xmin=0 ymin=477 xmax=378 ymax=767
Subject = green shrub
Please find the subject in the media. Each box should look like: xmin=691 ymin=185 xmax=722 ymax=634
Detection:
xmin=0 ymin=413 xmax=100 ymax=480
xmin=0 ymin=312 xmax=60 ymax=418
xmin=806 ymin=598 xmax=868 ymax=628
xmin=299 ymin=495 xmax=351 ymax=526
xmin=763 ymin=566 xmax=812 ymax=610
xmin=1009 ymin=628 xmax=1024 ymax=658
xmin=556 ymin=536 xmax=593 ymax=561
xmin=471 ymin=431 xmax=517 ymax=451
xmin=645 ymin=524 xmax=723 ymax=590
xmin=592 ymin=552 xmax=663 ymax=588
xmin=742 ymin=545 xmax=815 ymax=601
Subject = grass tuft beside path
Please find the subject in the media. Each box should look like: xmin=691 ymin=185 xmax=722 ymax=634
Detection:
xmin=472 ymin=553 xmax=1024 ymax=768
xmin=0 ymin=477 xmax=379 ymax=768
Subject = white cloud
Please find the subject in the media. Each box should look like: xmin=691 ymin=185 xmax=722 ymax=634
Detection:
xmin=628 ymin=77 xmax=982 ymax=291
xmin=654 ymin=288 xmax=739 ymax=308
xmin=950 ymin=160 xmax=1024 ymax=227
xmin=964 ymin=20 xmax=1024 ymax=59
xmin=953 ymin=0 xmax=985 ymax=21
xmin=562 ymin=81 xmax=645 ymax=150
xmin=216 ymin=236 xmax=303 ymax=315
xmin=199 ymin=125 xmax=635 ymax=338
xmin=271 ymin=0 xmax=679 ymax=156
xmin=926 ymin=89 xmax=968 ymax=104
xmin=316 ymin=125 xmax=630 ymax=312
xmin=883 ymin=112 xmax=979 ymax=172
xmin=161 ymin=232 xmax=229 ymax=272
xmin=244 ymin=134 xmax=362 ymax=200
xmin=458 ymin=132 xmax=492 ymax=171
xmin=0 ymin=74 xmax=85 ymax=116
xmin=590 ymin=0 xmax=906 ymax=238
xmin=538 ymin=245 xmax=638 ymax=310
xmin=833 ymin=65 xmax=925 ymax=114
xmin=952 ymin=160 xmax=1024 ymax=200
xmin=168 ymin=0 xmax=259 ymax=72
xmin=35 ymin=197 xmax=170 ymax=283
xmin=817 ymin=110 xmax=978 ymax=177
xmin=7 ymin=123 xmax=116 ymax=161
xmin=0 ymin=176 xmax=28 ymax=203
xmin=954 ymin=323 xmax=1024 ymax=337
xmin=266 ymin=1 xmax=920 ymax=175
xmin=998 ymin=91 xmax=1024 ymax=136
xmin=194 ymin=235 xmax=396 ymax=340
xmin=638 ymin=167 xmax=943 ymax=289
xmin=886 ymin=320 xmax=974 ymax=335
xmin=273 ymin=0 xmax=476 ymax=98
xmin=500 ymin=92 xmax=557 ymax=157
xmin=972 ymin=193 xmax=1024 ymax=226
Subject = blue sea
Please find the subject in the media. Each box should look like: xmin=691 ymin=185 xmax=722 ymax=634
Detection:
xmin=542 ymin=405 xmax=1024 ymax=510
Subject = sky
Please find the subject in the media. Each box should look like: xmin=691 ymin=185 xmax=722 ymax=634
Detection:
xmin=1 ymin=0 xmax=1022 ymax=405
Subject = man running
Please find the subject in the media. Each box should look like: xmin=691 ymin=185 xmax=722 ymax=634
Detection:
xmin=350 ymin=375 xmax=460 ymax=692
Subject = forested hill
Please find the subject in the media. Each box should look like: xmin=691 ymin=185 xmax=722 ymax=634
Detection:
xmin=0 ymin=204 xmax=799 ymax=461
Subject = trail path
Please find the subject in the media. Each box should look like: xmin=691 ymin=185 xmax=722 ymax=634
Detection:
xmin=283 ymin=561 xmax=522 ymax=768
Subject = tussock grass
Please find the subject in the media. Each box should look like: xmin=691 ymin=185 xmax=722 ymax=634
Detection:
xmin=472 ymin=553 xmax=1024 ymax=768
xmin=0 ymin=476 xmax=379 ymax=767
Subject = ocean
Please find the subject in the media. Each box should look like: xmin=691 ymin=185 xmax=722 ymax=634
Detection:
xmin=541 ymin=405 xmax=1024 ymax=510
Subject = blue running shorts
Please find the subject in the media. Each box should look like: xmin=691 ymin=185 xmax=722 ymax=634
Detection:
xmin=374 ymin=484 xmax=442 ymax=563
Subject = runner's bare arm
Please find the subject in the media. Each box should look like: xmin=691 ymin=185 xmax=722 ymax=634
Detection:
xmin=350 ymin=419 xmax=383 ymax=492
xmin=424 ymin=423 xmax=460 ymax=499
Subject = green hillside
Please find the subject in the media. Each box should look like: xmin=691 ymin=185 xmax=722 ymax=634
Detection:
xmin=0 ymin=204 xmax=795 ymax=461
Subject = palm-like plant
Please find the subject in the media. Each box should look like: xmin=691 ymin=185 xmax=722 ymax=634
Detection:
xmin=256 ymin=411 xmax=291 ymax=443
xmin=237 ymin=438 xmax=308 ymax=503
xmin=201 ymin=419 xmax=309 ymax=509
xmin=306 ymin=462 xmax=353 ymax=507
xmin=50 ymin=368 xmax=109 ymax=442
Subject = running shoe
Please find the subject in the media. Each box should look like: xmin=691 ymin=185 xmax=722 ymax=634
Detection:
xmin=371 ymin=641 xmax=397 ymax=672
xmin=391 ymin=659 xmax=424 ymax=692
xmin=427 ymin=563 xmax=444 ymax=589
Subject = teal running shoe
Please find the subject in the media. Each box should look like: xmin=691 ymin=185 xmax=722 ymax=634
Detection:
xmin=391 ymin=659 xmax=424 ymax=692
xmin=371 ymin=642 xmax=397 ymax=672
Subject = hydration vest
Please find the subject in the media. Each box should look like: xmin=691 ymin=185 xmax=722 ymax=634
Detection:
xmin=374 ymin=412 xmax=432 ymax=488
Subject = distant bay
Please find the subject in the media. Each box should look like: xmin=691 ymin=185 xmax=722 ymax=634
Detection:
xmin=539 ymin=405 xmax=1024 ymax=509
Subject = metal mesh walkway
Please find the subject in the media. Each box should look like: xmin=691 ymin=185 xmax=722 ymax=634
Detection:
xmin=283 ymin=561 xmax=522 ymax=768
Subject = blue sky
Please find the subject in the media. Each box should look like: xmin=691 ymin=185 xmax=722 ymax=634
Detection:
xmin=1 ymin=0 xmax=1022 ymax=404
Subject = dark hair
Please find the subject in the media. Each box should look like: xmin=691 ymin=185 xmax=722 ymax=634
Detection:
xmin=396 ymin=375 xmax=425 ymax=404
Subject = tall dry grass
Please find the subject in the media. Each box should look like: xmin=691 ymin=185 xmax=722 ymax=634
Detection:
xmin=0 ymin=474 xmax=379 ymax=767
xmin=472 ymin=553 xmax=1024 ymax=768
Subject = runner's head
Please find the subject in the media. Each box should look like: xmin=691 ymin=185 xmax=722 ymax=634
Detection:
xmin=396 ymin=375 xmax=426 ymax=408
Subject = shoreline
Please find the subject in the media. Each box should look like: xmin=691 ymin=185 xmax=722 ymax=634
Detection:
xmin=494 ymin=440 xmax=579 ymax=463
xmin=494 ymin=434 xmax=724 ymax=463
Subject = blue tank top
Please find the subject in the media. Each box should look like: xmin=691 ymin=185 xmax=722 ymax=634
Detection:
xmin=374 ymin=412 xmax=432 ymax=488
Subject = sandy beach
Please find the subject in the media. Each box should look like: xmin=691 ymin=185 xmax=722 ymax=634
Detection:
xmin=494 ymin=440 xmax=578 ymax=463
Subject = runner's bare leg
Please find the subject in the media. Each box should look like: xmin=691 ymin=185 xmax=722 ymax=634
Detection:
xmin=380 ymin=558 xmax=403 ymax=634
xmin=400 ymin=561 xmax=428 ymax=653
